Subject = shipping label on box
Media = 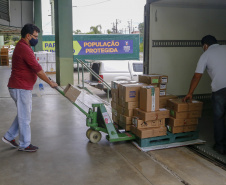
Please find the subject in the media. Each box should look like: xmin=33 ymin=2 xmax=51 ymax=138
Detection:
xmin=159 ymin=75 xmax=168 ymax=83
xmin=159 ymin=83 xmax=167 ymax=90
xmin=119 ymin=83 xmax=143 ymax=102
xmin=160 ymin=90 xmax=166 ymax=96
xmin=140 ymin=86 xmax=160 ymax=112
xmin=138 ymin=75 xmax=159 ymax=84
xmin=133 ymin=108 xmax=170 ymax=121
xmin=64 ymin=84 xmax=81 ymax=102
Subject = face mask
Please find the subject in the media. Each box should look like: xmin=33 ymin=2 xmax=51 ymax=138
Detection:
xmin=29 ymin=38 xmax=38 ymax=46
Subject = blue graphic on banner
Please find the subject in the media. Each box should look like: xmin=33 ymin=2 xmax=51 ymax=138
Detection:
xmin=77 ymin=40 xmax=133 ymax=55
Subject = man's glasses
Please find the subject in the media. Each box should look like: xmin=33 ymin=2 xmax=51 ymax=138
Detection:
xmin=30 ymin=34 xmax=38 ymax=39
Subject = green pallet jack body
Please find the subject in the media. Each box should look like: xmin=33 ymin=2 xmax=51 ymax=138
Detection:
xmin=56 ymin=87 xmax=135 ymax=143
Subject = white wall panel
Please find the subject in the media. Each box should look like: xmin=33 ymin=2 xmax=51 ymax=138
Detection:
xmin=149 ymin=5 xmax=226 ymax=95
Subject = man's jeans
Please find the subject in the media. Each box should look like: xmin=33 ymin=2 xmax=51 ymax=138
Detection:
xmin=4 ymin=88 xmax=32 ymax=148
xmin=212 ymin=87 xmax=226 ymax=150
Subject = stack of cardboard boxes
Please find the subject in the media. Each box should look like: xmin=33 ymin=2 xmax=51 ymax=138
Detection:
xmin=111 ymin=81 xmax=144 ymax=131
xmin=111 ymin=81 xmax=138 ymax=128
xmin=130 ymin=86 xmax=170 ymax=139
xmin=166 ymin=99 xmax=203 ymax=133
xmin=110 ymin=75 xmax=203 ymax=140
xmin=35 ymin=51 xmax=56 ymax=73
xmin=138 ymin=74 xmax=168 ymax=96
xmin=1 ymin=46 xmax=9 ymax=66
xmin=139 ymin=74 xmax=177 ymax=108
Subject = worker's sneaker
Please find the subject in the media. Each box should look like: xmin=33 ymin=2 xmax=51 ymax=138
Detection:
xmin=2 ymin=137 xmax=19 ymax=148
xmin=18 ymin=144 xmax=39 ymax=152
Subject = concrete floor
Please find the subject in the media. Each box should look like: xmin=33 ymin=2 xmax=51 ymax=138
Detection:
xmin=1 ymin=66 xmax=226 ymax=185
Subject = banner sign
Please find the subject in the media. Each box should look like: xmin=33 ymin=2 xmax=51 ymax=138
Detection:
xmin=43 ymin=40 xmax=133 ymax=56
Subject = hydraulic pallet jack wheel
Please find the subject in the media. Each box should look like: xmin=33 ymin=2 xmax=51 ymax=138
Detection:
xmin=86 ymin=128 xmax=93 ymax=139
xmin=89 ymin=130 xmax=102 ymax=143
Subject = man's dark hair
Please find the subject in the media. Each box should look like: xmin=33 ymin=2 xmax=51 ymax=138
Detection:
xmin=21 ymin=23 xmax=40 ymax=38
xmin=201 ymin=35 xmax=217 ymax=46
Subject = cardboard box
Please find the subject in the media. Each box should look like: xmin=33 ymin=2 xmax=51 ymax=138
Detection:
xmin=167 ymin=99 xmax=203 ymax=112
xmin=133 ymin=108 xmax=170 ymax=121
xmin=119 ymin=83 xmax=144 ymax=102
xmin=123 ymin=109 xmax=133 ymax=117
xmin=167 ymin=123 xmax=197 ymax=134
xmin=123 ymin=101 xmax=139 ymax=109
xmin=112 ymin=114 xmax=118 ymax=124
xmin=132 ymin=117 xmax=165 ymax=128
xmin=159 ymin=83 xmax=167 ymax=90
xmin=159 ymin=95 xmax=178 ymax=108
xmin=183 ymin=124 xmax=197 ymax=132
xmin=138 ymin=75 xmax=159 ymax=84
xmin=131 ymin=125 xmax=167 ymax=139
xmin=111 ymin=80 xmax=137 ymax=89
xmin=159 ymin=75 xmax=168 ymax=83
xmin=167 ymin=124 xmax=184 ymax=134
xmin=140 ymin=86 xmax=160 ymax=112
xmin=111 ymin=89 xmax=118 ymax=103
xmin=160 ymin=90 xmax=166 ymax=96
xmin=111 ymin=101 xmax=117 ymax=110
xmin=170 ymin=110 xmax=202 ymax=119
xmin=166 ymin=117 xmax=198 ymax=126
xmin=64 ymin=84 xmax=81 ymax=102
xmin=47 ymin=62 xmax=56 ymax=72
xmin=118 ymin=121 xmax=131 ymax=131
xmin=188 ymin=100 xmax=203 ymax=111
xmin=120 ymin=114 xmax=132 ymax=125
xmin=117 ymin=105 xmax=134 ymax=117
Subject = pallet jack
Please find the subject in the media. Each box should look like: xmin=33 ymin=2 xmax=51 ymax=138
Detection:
xmin=55 ymin=86 xmax=136 ymax=143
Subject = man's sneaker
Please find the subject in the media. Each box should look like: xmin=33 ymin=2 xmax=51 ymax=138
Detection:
xmin=2 ymin=137 xmax=19 ymax=148
xmin=18 ymin=144 xmax=39 ymax=152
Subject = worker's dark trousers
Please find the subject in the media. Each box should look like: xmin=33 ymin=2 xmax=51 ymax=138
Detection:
xmin=212 ymin=87 xmax=226 ymax=150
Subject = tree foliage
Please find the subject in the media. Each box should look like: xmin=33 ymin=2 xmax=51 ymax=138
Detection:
xmin=73 ymin=29 xmax=82 ymax=34
xmin=87 ymin=25 xmax=102 ymax=34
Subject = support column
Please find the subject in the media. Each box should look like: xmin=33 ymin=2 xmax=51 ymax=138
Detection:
xmin=34 ymin=0 xmax=43 ymax=51
xmin=54 ymin=0 xmax=74 ymax=85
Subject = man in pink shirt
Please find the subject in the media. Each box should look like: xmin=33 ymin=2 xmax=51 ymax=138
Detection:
xmin=2 ymin=23 xmax=58 ymax=152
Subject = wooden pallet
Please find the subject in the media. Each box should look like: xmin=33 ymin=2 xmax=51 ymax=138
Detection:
xmin=135 ymin=131 xmax=199 ymax=148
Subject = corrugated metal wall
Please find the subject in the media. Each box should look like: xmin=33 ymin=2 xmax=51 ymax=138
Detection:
xmin=0 ymin=0 xmax=10 ymax=21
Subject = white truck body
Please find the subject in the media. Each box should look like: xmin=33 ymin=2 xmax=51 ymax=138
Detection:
xmin=89 ymin=60 xmax=143 ymax=91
